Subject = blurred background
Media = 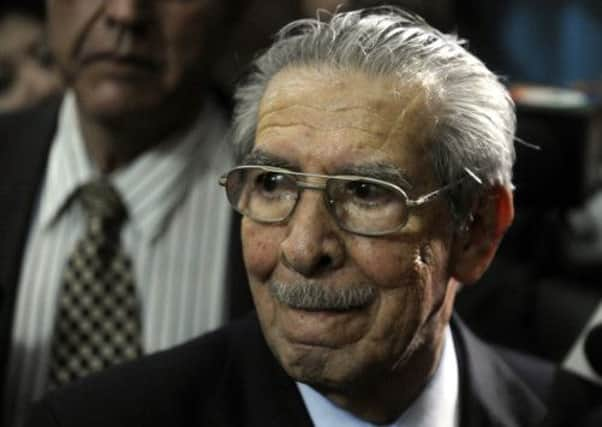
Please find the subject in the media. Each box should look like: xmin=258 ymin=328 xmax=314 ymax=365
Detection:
xmin=1 ymin=0 xmax=601 ymax=368
xmin=0 ymin=0 xmax=62 ymax=112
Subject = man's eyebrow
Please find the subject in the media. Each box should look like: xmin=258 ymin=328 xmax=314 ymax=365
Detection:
xmin=336 ymin=163 xmax=413 ymax=188
xmin=240 ymin=150 xmax=296 ymax=169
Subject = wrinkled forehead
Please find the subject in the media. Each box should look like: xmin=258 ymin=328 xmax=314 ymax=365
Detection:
xmin=254 ymin=66 xmax=438 ymax=183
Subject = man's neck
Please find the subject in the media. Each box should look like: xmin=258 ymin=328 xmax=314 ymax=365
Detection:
xmin=316 ymin=333 xmax=445 ymax=424
xmin=76 ymin=100 xmax=203 ymax=174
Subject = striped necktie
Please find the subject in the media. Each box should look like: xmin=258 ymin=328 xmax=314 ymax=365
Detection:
xmin=47 ymin=179 xmax=143 ymax=389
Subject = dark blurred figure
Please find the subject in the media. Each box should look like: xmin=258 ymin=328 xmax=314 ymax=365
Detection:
xmin=301 ymin=0 xmax=456 ymax=31
xmin=212 ymin=0 xmax=301 ymax=98
xmin=0 ymin=1 xmax=251 ymax=426
xmin=0 ymin=5 xmax=63 ymax=112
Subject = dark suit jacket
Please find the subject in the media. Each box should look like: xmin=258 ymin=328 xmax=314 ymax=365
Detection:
xmin=0 ymin=99 xmax=59 ymax=413
xmin=26 ymin=314 xmax=551 ymax=427
xmin=0 ymin=99 xmax=252 ymax=421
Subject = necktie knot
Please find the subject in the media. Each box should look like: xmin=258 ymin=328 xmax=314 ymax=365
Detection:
xmin=79 ymin=180 xmax=127 ymax=228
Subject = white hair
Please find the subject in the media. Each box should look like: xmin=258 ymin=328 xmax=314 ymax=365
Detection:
xmin=231 ymin=7 xmax=516 ymax=224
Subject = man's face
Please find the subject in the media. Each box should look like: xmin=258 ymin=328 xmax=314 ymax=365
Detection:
xmin=46 ymin=0 xmax=229 ymax=120
xmin=243 ymin=67 xmax=457 ymax=392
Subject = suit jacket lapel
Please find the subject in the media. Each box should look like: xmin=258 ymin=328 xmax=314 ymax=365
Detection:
xmin=452 ymin=315 xmax=547 ymax=427
xmin=0 ymin=97 xmax=60 ymax=406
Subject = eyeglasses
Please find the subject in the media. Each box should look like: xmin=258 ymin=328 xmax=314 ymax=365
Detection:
xmin=219 ymin=165 xmax=475 ymax=237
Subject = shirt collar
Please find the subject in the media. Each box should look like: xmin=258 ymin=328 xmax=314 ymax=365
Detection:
xmin=39 ymin=91 xmax=231 ymax=242
xmin=39 ymin=92 xmax=96 ymax=229
xmin=297 ymin=326 xmax=460 ymax=427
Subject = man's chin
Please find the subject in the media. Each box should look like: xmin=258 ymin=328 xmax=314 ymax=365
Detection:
xmin=73 ymin=76 xmax=168 ymax=116
xmin=278 ymin=346 xmax=369 ymax=399
xmin=78 ymin=92 xmax=161 ymax=119
xmin=267 ymin=329 xmax=359 ymax=391
xmin=278 ymin=344 xmax=340 ymax=388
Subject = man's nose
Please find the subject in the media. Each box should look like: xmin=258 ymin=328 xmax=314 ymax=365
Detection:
xmin=280 ymin=191 xmax=345 ymax=277
xmin=103 ymin=0 xmax=151 ymax=33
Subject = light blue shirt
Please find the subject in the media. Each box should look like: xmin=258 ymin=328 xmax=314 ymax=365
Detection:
xmin=297 ymin=326 xmax=459 ymax=427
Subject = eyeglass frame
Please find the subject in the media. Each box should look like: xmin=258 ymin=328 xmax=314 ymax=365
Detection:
xmin=218 ymin=164 xmax=480 ymax=237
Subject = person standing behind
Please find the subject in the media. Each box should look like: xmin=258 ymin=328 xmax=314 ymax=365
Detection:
xmin=0 ymin=1 xmax=251 ymax=426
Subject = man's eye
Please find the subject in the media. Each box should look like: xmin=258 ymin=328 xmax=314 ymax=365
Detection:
xmin=256 ymin=172 xmax=286 ymax=193
xmin=346 ymin=181 xmax=392 ymax=204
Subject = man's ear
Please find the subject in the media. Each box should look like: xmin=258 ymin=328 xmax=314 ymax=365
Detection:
xmin=449 ymin=185 xmax=514 ymax=285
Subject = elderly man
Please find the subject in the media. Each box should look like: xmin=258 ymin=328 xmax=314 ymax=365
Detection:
xmin=0 ymin=1 xmax=252 ymax=426
xmin=26 ymin=7 xmax=551 ymax=427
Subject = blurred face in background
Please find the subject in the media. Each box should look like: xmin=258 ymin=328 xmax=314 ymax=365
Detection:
xmin=0 ymin=12 xmax=63 ymax=113
xmin=46 ymin=0 xmax=235 ymax=125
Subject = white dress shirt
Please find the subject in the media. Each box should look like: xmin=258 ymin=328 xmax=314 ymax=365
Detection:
xmin=298 ymin=326 xmax=460 ymax=427
xmin=4 ymin=92 xmax=235 ymax=427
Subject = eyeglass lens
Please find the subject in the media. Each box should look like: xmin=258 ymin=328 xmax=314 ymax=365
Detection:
xmin=227 ymin=168 xmax=296 ymax=222
xmin=226 ymin=167 xmax=408 ymax=235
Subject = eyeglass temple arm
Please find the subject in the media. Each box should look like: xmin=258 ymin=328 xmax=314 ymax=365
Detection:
xmin=408 ymin=167 xmax=483 ymax=207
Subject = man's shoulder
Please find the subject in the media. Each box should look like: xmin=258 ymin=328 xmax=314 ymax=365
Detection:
xmin=0 ymin=96 xmax=60 ymax=160
xmin=0 ymin=96 xmax=61 ymax=135
xmin=27 ymin=315 xmax=263 ymax=427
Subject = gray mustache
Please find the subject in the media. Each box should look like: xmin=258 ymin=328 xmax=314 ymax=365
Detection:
xmin=269 ymin=281 xmax=376 ymax=311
